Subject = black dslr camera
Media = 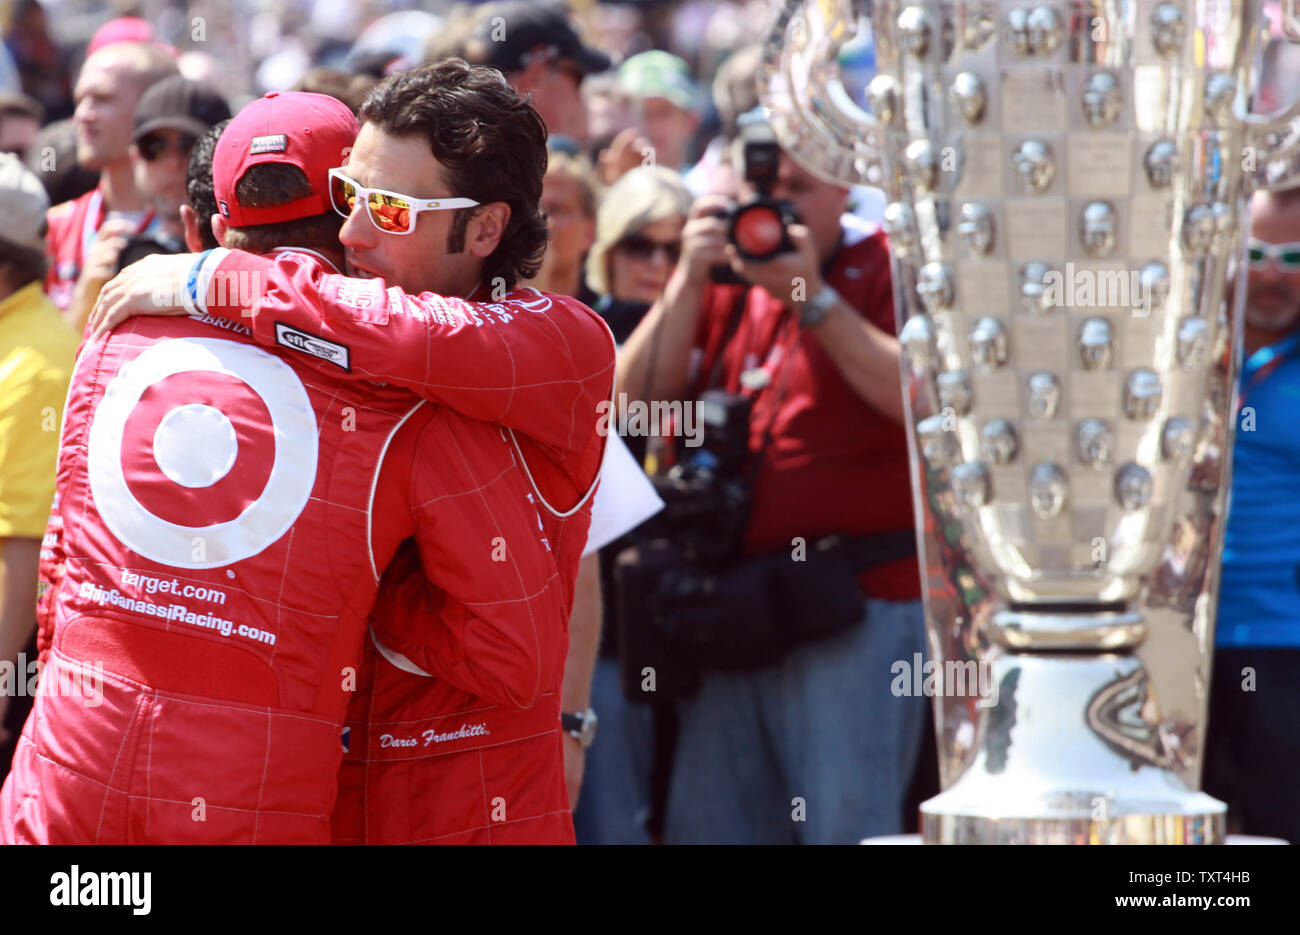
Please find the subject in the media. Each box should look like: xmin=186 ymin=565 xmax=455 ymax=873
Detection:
xmin=614 ymin=388 xmax=770 ymax=700
xmin=711 ymin=112 xmax=802 ymax=283
xmin=115 ymin=231 xmax=185 ymax=272
xmin=644 ymin=388 xmax=753 ymax=562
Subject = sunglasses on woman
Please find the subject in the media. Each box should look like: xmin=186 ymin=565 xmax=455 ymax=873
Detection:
xmin=1247 ymin=238 xmax=1300 ymax=271
xmin=328 ymin=168 xmax=480 ymax=235
xmin=616 ymin=234 xmax=681 ymax=264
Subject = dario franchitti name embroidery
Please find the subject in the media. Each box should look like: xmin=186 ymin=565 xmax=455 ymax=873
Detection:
xmin=379 ymin=723 xmax=492 ymax=748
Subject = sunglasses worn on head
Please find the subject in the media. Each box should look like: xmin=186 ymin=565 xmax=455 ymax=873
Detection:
xmin=139 ymin=132 xmax=197 ymax=162
xmin=617 ymin=234 xmax=681 ymax=264
xmin=1248 ymin=238 xmax=1300 ymax=271
xmin=328 ymin=167 xmax=480 ymax=235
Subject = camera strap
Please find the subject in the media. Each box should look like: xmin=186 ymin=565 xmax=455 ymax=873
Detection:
xmin=704 ymin=286 xmax=753 ymax=391
xmin=635 ymin=287 xmax=756 ymax=475
xmin=741 ymin=306 xmax=801 ymax=490
xmin=695 ymin=284 xmax=795 ymax=478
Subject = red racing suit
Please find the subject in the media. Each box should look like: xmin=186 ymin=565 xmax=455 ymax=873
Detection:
xmin=187 ymin=248 xmax=614 ymax=843
xmin=44 ymin=188 xmax=102 ymax=313
xmin=44 ymin=188 xmax=154 ymax=312
xmin=2 ymin=259 xmax=590 ymax=842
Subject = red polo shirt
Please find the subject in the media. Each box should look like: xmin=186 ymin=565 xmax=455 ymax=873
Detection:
xmin=689 ymin=218 xmax=919 ymax=601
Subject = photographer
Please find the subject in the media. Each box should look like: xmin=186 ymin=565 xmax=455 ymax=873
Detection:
xmin=615 ymin=114 xmax=926 ymax=844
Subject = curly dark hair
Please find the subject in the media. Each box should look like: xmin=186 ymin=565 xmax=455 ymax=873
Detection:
xmin=357 ymin=59 xmax=549 ymax=291
xmin=186 ymin=118 xmax=229 ymax=250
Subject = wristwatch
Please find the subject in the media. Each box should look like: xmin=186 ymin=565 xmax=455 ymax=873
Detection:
xmin=799 ymin=284 xmax=840 ymax=328
xmin=561 ymin=708 xmax=598 ymax=748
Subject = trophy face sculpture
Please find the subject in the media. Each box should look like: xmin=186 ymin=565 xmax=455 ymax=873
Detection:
xmin=761 ymin=0 xmax=1300 ymax=842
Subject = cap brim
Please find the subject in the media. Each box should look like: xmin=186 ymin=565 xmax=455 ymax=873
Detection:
xmin=571 ymin=45 xmax=612 ymax=76
xmin=638 ymin=90 xmax=697 ymax=112
xmin=133 ymin=116 xmax=212 ymax=142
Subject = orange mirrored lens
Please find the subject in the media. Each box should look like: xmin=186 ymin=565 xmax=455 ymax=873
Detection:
xmin=330 ymin=173 xmax=357 ymax=215
xmin=368 ymin=192 xmax=413 ymax=233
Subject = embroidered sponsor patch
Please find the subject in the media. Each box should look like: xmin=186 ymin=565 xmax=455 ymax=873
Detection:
xmin=274 ymin=322 xmax=351 ymax=372
xmin=250 ymin=134 xmax=288 ymax=155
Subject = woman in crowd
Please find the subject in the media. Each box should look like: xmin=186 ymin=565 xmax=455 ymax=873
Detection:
xmin=531 ymin=144 xmax=600 ymax=304
xmin=585 ymin=165 xmax=692 ymax=345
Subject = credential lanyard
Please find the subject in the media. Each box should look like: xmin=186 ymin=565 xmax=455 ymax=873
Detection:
xmin=699 ymin=288 xmax=800 ymax=485
xmin=80 ymin=190 xmax=156 ymax=267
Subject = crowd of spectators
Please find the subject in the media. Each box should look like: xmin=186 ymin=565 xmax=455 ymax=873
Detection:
xmin=0 ymin=0 xmax=1296 ymax=845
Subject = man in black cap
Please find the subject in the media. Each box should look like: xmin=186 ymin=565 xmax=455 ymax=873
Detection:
xmin=127 ymin=76 xmax=231 ymax=252
xmin=461 ymin=1 xmax=610 ymax=144
xmin=65 ymin=75 xmax=229 ymax=334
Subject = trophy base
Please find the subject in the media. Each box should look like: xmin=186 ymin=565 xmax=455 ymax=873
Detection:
xmin=922 ymin=799 xmax=1226 ymax=844
xmin=919 ymin=652 xmax=1226 ymax=844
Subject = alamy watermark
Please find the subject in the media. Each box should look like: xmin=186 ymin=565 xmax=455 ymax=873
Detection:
xmin=50 ymin=866 xmax=150 ymax=915
xmin=0 ymin=653 xmax=103 ymax=708
xmin=890 ymin=652 xmax=998 ymax=708
xmin=596 ymin=392 xmax=703 ymax=447
xmin=149 ymin=271 xmax=263 ymax=315
xmin=1039 ymin=262 xmax=1161 ymax=316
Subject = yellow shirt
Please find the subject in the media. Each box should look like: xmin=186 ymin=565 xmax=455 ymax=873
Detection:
xmin=0 ymin=281 xmax=78 ymax=538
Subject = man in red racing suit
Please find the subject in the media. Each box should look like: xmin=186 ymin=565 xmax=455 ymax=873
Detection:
xmin=1 ymin=302 xmax=577 ymax=843
xmin=6 ymin=88 xmax=610 ymax=843
xmin=92 ymin=65 xmax=616 ymax=843
xmin=163 ymin=249 xmax=610 ymax=844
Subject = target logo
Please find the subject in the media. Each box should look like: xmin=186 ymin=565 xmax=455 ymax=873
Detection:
xmin=88 ymin=338 xmax=319 ymax=570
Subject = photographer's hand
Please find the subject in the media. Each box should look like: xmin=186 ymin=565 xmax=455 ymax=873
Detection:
xmin=679 ymin=195 xmax=733 ymax=287
xmin=725 ymin=223 xmax=824 ymax=304
xmin=735 ymin=225 xmax=905 ymax=423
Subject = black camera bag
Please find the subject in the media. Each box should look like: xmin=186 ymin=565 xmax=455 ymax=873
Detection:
xmin=615 ymin=530 xmax=917 ymax=702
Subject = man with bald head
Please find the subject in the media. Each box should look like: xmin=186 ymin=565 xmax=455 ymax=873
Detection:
xmin=1206 ymin=185 xmax=1300 ymax=844
xmin=43 ymin=41 xmax=176 ymax=319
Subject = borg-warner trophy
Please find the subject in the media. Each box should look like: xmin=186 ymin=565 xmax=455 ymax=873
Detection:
xmin=761 ymin=0 xmax=1300 ymax=842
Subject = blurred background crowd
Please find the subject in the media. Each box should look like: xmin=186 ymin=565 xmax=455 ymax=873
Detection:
xmin=1 ymin=0 xmax=1299 ymax=845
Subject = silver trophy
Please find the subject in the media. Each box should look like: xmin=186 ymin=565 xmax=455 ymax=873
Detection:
xmin=761 ymin=0 xmax=1300 ymax=842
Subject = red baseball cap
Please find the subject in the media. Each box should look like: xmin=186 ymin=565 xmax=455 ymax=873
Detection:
xmin=87 ymin=17 xmax=156 ymax=55
xmin=213 ymin=90 xmax=358 ymax=227
xmin=86 ymin=17 xmax=178 ymax=58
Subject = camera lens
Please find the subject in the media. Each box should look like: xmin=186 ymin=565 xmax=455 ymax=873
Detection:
xmin=731 ymin=202 xmax=786 ymax=259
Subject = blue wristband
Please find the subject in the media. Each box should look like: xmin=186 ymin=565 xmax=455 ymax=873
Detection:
xmin=183 ymin=249 xmax=214 ymax=314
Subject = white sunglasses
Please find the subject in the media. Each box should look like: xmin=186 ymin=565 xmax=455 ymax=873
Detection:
xmin=328 ymin=167 xmax=480 ymax=235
